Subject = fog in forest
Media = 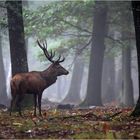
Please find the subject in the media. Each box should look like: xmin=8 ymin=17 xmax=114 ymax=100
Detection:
xmin=0 ymin=0 xmax=138 ymax=108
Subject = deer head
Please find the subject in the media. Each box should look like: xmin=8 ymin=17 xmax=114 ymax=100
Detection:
xmin=37 ymin=40 xmax=69 ymax=77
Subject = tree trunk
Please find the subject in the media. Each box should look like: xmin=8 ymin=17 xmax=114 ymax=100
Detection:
xmin=6 ymin=0 xmax=33 ymax=107
xmin=6 ymin=0 xmax=28 ymax=76
xmin=81 ymin=1 xmax=108 ymax=106
xmin=122 ymin=46 xmax=134 ymax=107
xmin=131 ymin=1 xmax=140 ymax=116
xmin=120 ymin=4 xmax=134 ymax=107
xmin=0 ymin=34 xmax=9 ymax=106
xmin=116 ymin=67 xmax=123 ymax=104
xmin=102 ymin=56 xmax=115 ymax=104
xmin=62 ymin=56 xmax=84 ymax=105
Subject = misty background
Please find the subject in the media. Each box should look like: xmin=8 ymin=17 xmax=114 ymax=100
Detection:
xmin=0 ymin=0 xmax=138 ymax=108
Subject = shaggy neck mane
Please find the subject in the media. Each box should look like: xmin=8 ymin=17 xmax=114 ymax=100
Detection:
xmin=40 ymin=67 xmax=57 ymax=81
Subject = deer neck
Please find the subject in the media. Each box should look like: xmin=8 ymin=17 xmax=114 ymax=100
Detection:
xmin=40 ymin=69 xmax=57 ymax=85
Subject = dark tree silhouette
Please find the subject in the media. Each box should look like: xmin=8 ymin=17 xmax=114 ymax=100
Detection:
xmin=102 ymin=56 xmax=115 ymax=104
xmin=131 ymin=1 xmax=140 ymax=116
xmin=6 ymin=0 xmax=28 ymax=76
xmin=62 ymin=55 xmax=84 ymax=105
xmin=6 ymin=0 xmax=33 ymax=107
xmin=121 ymin=4 xmax=134 ymax=107
xmin=81 ymin=1 xmax=108 ymax=106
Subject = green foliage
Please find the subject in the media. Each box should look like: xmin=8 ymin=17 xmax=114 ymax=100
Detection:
xmin=23 ymin=1 xmax=94 ymax=59
xmin=0 ymin=1 xmax=134 ymax=59
xmin=0 ymin=2 xmax=7 ymax=30
xmin=23 ymin=1 xmax=134 ymax=59
xmin=105 ymin=1 xmax=134 ymax=57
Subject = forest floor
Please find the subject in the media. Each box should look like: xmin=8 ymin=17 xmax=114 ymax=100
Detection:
xmin=0 ymin=106 xmax=140 ymax=139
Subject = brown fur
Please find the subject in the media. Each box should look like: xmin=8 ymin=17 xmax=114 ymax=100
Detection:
xmin=10 ymin=62 xmax=69 ymax=116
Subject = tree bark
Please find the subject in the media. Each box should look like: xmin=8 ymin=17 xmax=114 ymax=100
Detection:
xmin=6 ymin=0 xmax=33 ymax=107
xmin=122 ymin=46 xmax=134 ymax=107
xmin=120 ymin=3 xmax=134 ymax=107
xmin=6 ymin=0 xmax=28 ymax=76
xmin=102 ymin=56 xmax=115 ymax=104
xmin=116 ymin=67 xmax=123 ymax=104
xmin=81 ymin=1 xmax=108 ymax=106
xmin=0 ymin=34 xmax=9 ymax=106
xmin=131 ymin=1 xmax=140 ymax=116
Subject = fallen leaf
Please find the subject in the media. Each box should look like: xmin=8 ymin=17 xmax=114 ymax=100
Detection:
xmin=102 ymin=122 xmax=110 ymax=133
xmin=13 ymin=122 xmax=23 ymax=126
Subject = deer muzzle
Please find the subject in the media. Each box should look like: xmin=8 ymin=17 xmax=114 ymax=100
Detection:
xmin=64 ymin=70 xmax=69 ymax=75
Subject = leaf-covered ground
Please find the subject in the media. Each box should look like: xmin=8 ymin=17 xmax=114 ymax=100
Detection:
xmin=0 ymin=107 xmax=140 ymax=139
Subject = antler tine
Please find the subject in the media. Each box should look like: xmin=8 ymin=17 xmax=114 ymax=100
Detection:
xmin=49 ymin=50 xmax=55 ymax=59
xmin=37 ymin=40 xmax=49 ymax=56
xmin=43 ymin=42 xmax=46 ymax=49
xmin=37 ymin=40 xmax=44 ymax=49
xmin=57 ymin=55 xmax=61 ymax=62
xmin=37 ymin=39 xmax=54 ymax=63
xmin=37 ymin=39 xmax=65 ymax=63
xmin=52 ymin=51 xmax=55 ymax=58
xmin=50 ymin=50 xmax=53 ymax=58
xmin=59 ymin=57 xmax=65 ymax=63
xmin=42 ymin=40 xmax=47 ymax=49
xmin=45 ymin=40 xmax=47 ymax=48
xmin=56 ymin=54 xmax=65 ymax=63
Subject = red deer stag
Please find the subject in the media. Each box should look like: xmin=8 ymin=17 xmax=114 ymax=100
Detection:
xmin=10 ymin=40 xmax=69 ymax=116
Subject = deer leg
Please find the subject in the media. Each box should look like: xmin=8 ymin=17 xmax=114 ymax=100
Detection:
xmin=10 ymin=99 xmax=14 ymax=116
xmin=33 ymin=94 xmax=37 ymax=116
xmin=9 ymin=95 xmax=16 ymax=116
xmin=38 ymin=94 xmax=42 ymax=116
xmin=16 ymin=95 xmax=23 ymax=117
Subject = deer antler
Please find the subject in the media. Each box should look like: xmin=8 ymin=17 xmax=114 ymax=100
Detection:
xmin=37 ymin=40 xmax=65 ymax=63
xmin=56 ymin=55 xmax=65 ymax=63
xmin=37 ymin=40 xmax=55 ymax=63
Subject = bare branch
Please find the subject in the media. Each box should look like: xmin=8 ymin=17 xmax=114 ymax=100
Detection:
xmin=106 ymin=35 xmax=124 ymax=46
xmin=61 ymin=32 xmax=91 ymax=38
xmin=78 ymin=38 xmax=92 ymax=54
xmin=56 ymin=15 xmax=92 ymax=34
xmin=67 ymin=38 xmax=92 ymax=70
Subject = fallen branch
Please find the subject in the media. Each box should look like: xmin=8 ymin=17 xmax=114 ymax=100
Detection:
xmin=110 ymin=111 xmax=122 ymax=118
xmin=48 ymin=112 xmax=99 ymax=121
xmin=104 ymin=111 xmax=122 ymax=121
xmin=48 ymin=111 xmax=122 ymax=122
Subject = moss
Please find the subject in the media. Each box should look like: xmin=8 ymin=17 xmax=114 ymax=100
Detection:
xmin=71 ymin=131 xmax=104 ymax=139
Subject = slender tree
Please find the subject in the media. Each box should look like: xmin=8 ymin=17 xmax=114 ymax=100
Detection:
xmin=0 ymin=34 xmax=9 ymax=106
xmin=120 ymin=3 xmax=134 ymax=107
xmin=6 ymin=0 xmax=33 ymax=107
xmin=131 ymin=1 xmax=140 ymax=116
xmin=6 ymin=0 xmax=28 ymax=76
xmin=62 ymin=55 xmax=84 ymax=105
xmin=81 ymin=1 xmax=108 ymax=106
xmin=102 ymin=56 xmax=115 ymax=104
xmin=122 ymin=46 xmax=134 ymax=106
